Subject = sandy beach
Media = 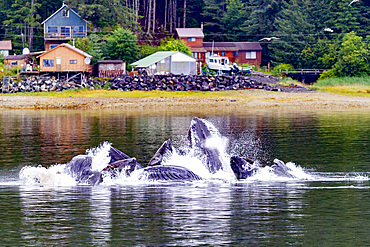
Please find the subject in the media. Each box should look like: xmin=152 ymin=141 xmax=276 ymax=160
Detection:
xmin=0 ymin=91 xmax=368 ymax=112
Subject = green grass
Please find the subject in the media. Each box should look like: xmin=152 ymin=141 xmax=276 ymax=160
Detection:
xmin=6 ymin=89 xmax=243 ymax=98
xmin=314 ymin=76 xmax=370 ymax=87
xmin=308 ymin=76 xmax=370 ymax=96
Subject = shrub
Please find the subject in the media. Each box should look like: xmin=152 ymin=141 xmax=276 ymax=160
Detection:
xmin=319 ymin=69 xmax=336 ymax=80
xmin=272 ymin=63 xmax=294 ymax=76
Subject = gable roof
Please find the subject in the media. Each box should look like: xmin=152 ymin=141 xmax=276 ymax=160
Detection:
xmin=234 ymin=42 xmax=262 ymax=51
xmin=132 ymin=51 xmax=178 ymax=67
xmin=176 ymin=28 xmax=204 ymax=38
xmin=0 ymin=40 xmax=12 ymax=50
xmin=37 ymin=43 xmax=92 ymax=58
xmin=5 ymin=54 xmax=27 ymax=60
xmin=132 ymin=51 xmax=196 ymax=67
xmin=203 ymin=42 xmax=262 ymax=51
xmin=41 ymin=3 xmax=88 ymax=25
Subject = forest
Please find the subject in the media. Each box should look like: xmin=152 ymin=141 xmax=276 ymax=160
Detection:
xmin=0 ymin=0 xmax=369 ymax=77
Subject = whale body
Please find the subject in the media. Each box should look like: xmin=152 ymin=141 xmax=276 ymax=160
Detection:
xmin=31 ymin=117 xmax=297 ymax=185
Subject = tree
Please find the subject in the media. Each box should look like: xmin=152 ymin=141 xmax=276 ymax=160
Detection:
xmin=301 ymin=37 xmax=339 ymax=69
xmin=202 ymin=0 xmax=226 ymax=41
xmin=105 ymin=28 xmax=138 ymax=63
xmin=67 ymin=0 xmax=137 ymax=31
xmin=158 ymin=38 xmax=191 ymax=55
xmin=69 ymin=34 xmax=105 ymax=64
xmin=222 ymin=0 xmax=246 ymax=41
xmin=4 ymin=0 xmax=42 ymax=53
xmin=331 ymin=32 xmax=370 ymax=77
xmin=138 ymin=44 xmax=159 ymax=59
xmin=87 ymin=34 xmax=105 ymax=65
xmin=242 ymin=0 xmax=284 ymax=65
xmin=323 ymin=0 xmax=369 ymax=34
xmin=270 ymin=0 xmax=317 ymax=68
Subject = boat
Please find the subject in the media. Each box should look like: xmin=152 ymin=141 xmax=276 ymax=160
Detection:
xmin=205 ymin=54 xmax=252 ymax=75
xmin=206 ymin=54 xmax=233 ymax=73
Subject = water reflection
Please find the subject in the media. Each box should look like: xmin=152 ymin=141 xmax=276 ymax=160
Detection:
xmin=0 ymin=109 xmax=369 ymax=245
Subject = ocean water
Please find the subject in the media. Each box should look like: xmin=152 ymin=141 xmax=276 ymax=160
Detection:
xmin=0 ymin=109 xmax=369 ymax=245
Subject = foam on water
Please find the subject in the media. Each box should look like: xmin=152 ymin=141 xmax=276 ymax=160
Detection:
xmin=19 ymin=164 xmax=76 ymax=186
xmin=16 ymin=118 xmax=369 ymax=187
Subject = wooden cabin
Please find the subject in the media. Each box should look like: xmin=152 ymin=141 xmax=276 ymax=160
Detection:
xmin=176 ymin=28 xmax=263 ymax=66
xmin=37 ymin=43 xmax=92 ymax=72
xmin=97 ymin=60 xmax=126 ymax=77
xmin=4 ymin=55 xmax=28 ymax=69
xmin=176 ymin=28 xmax=207 ymax=63
xmin=42 ymin=3 xmax=88 ymax=51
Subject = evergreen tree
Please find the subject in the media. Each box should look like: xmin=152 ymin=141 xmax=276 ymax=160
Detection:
xmin=202 ymin=0 xmax=227 ymax=41
xmin=186 ymin=0 xmax=205 ymax=28
xmin=243 ymin=0 xmax=282 ymax=39
xmin=243 ymin=0 xmax=283 ymax=65
xmin=222 ymin=0 xmax=246 ymax=41
xmin=270 ymin=0 xmax=317 ymax=68
xmin=66 ymin=0 xmax=136 ymax=31
xmin=3 ymin=0 xmax=42 ymax=53
xmin=324 ymin=0 xmax=369 ymax=34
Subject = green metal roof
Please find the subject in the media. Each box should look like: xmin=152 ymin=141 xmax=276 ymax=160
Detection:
xmin=131 ymin=51 xmax=178 ymax=67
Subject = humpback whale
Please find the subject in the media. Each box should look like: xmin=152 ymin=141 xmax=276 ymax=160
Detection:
xmin=187 ymin=117 xmax=224 ymax=174
xmin=64 ymin=155 xmax=103 ymax=185
xmin=23 ymin=117 xmax=298 ymax=185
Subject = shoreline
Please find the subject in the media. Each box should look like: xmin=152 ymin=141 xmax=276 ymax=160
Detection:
xmin=0 ymin=90 xmax=369 ymax=111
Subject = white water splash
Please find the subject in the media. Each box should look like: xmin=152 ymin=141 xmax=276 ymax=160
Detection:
xmin=86 ymin=142 xmax=112 ymax=171
xmin=17 ymin=119 xmax=369 ymax=187
xmin=19 ymin=164 xmax=76 ymax=186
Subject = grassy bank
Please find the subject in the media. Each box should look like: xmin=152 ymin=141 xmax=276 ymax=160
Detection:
xmin=6 ymin=88 xmax=246 ymax=98
xmin=309 ymin=76 xmax=370 ymax=96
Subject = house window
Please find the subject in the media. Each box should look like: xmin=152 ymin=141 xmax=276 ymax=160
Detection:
xmin=50 ymin=44 xmax=59 ymax=49
xmin=70 ymin=60 xmax=77 ymax=64
xmin=233 ymin=51 xmax=239 ymax=57
xmin=245 ymin=51 xmax=256 ymax=59
xmin=43 ymin=59 xmax=54 ymax=67
xmin=221 ymin=51 xmax=225 ymax=56
xmin=61 ymin=26 xmax=71 ymax=38
xmin=11 ymin=61 xmax=17 ymax=66
xmin=187 ymin=37 xmax=196 ymax=42
xmin=192 ymin=52 xmax=197 ymax=58
xmin=61 ymin=26 xmax=71 ymax=34
xmin=62 ymin=10 xmax=69 ymax=17
xmin=47 ymin=26 xmax=58 ymax=33
xmin=73 ymin=26 xmax=84 ymax=33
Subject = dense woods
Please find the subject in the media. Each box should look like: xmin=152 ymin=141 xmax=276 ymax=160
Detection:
xmin=0 ymin=0 xmax=369 ymax=76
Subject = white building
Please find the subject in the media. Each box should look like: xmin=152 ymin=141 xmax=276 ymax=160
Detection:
xmin=132 ymin=51 xmax=197 ymax=75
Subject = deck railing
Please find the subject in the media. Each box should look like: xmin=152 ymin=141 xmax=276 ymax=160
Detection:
xmin=44 ymin=32 xmax=87 ymax=39
xmin=279 ymin=69 xmax=329 ymax=75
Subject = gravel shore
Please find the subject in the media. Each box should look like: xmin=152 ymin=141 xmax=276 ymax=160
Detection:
xmin=0 ymin=91 xmax=368 ymax=113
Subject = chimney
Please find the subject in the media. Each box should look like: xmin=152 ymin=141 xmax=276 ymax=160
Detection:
xmin=201 ymin=22 xmax=203 ymax=31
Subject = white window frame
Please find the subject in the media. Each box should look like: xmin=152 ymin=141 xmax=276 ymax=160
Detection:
xmin=245 ymin=51 xmax=256 ymax=59
xmin=62 ymin=10 xmax=69 ymax=18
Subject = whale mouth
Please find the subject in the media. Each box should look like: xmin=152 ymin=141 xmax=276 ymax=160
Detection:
xmin=18 ymin=117 xmax=334 ymax=186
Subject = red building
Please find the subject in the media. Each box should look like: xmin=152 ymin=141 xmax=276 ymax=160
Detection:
xmin=176 ymin=28 xmax=262 ymax=66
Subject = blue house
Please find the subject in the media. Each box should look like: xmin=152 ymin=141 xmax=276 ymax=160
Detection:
xmin=41 ymin=3 xmax=88 ymax=51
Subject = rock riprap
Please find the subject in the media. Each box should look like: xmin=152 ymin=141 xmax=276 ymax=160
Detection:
xmin=0 ymin=73 xmax=311 ymax=93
